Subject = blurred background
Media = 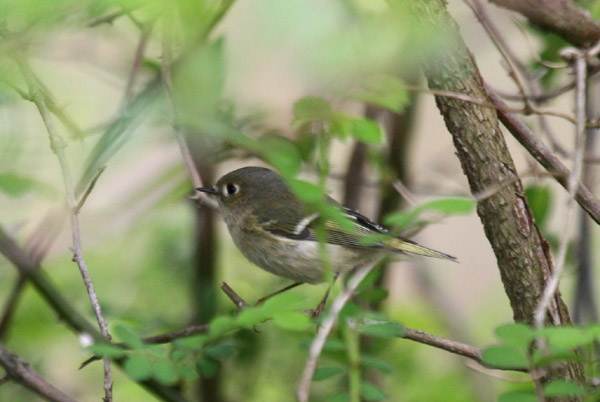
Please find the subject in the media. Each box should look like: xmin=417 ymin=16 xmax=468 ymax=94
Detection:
xmin=0 ymin=0 xmax=592 ymax=401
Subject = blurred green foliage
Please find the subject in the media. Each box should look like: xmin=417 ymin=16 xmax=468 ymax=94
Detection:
xmin=0 ymin=0 xmax=597 ymax=401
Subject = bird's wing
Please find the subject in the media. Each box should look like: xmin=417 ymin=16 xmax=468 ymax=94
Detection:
xmin=258 ymin=202 xmax=456 ymax=261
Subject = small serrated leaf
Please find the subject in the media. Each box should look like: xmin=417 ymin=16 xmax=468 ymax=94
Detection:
xmin=313 ymin=366 xmax=345 ymax=381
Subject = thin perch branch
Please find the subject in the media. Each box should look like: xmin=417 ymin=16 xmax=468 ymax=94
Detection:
xmin=0 ymin=344 xmax=77 ymax=402
xmin=15 ymin=57 xmax=113 ymax=402
xmin=297 ymin=262 xmax=375 ymax=402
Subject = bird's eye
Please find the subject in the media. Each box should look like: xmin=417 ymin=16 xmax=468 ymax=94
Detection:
xmin=226 ymin=183 xmax=238 ymax=195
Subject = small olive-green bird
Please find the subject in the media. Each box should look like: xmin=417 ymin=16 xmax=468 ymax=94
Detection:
xmin=197 ymin=166 xmax=455 ymax=285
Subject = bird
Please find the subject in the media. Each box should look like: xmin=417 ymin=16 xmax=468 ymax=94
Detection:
xmin=197 ymin=166 xmax=455 ymax=294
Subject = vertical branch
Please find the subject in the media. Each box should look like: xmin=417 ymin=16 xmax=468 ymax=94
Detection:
xmin=534 ymin=48 xmax=587 ymax=328
xmin=573 ymin=76 xmax=599 ymax=324
xmin=296 ymin=262 xmax=375 ymax=402
xmin=15 ymin=59 xmax=113 ymax=402
xmin=0 ymin=276 xmax=26 ymax=340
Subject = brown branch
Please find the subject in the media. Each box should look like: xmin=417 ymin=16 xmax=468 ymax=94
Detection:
xmin=16 ymin=56 xmax=114 ymax=401
xmin=485 ymin=84 xmax=600 ymax=225
xmin=219 ymin=282 xmax=249 ymax=310
xmin=119 ymin=23 xmax=153 ymax=111
xmin=0 ymin=344 xmax=77 ymax=402
xmin=404 ymin=84 xmax=577 ymax=124
xmin=0 ymin=226 xmax=188 ymax=402
xmin=74 ymin=166 xmax=106 ymax=214
xmin=0 ymin=276 xmax=26 ymax=340
xmin=488 ymin=0 xmax=600 ymax=48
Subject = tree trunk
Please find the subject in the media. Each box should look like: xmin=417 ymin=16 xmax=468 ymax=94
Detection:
xmin=410 ymin=0 xmax=584 ymax=386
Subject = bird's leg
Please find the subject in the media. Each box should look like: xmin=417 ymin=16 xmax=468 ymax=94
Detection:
xmin=311 ymin=273 xmax=339 ymax=318
xmin=255 ymin=282 xmax=303 ymax=305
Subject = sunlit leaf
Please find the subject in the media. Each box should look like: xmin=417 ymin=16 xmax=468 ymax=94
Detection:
xmin=272 ymin=311 xmax=310 ymax=331
xmin=498 ymin=391 xmax=537 ymax=402
xmin=351 ymin=118 xmax=383 ymax=144
xmin=481 ymin=345 xmax=527 ymax=369
xmin=495 ymin=323 xmax=533 ymax=350
xmin=544 ymin=380 xmax=585 ymax=397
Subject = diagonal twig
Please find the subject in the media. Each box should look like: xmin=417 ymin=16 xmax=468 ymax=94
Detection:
xmin=14 ymin=56 xmax=114 ymax=402
xmin=0 ymin=344 xmax=77 ymax=402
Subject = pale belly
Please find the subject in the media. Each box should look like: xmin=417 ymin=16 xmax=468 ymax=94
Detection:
xmin=229 ymin=227 xmax=379 ymax=284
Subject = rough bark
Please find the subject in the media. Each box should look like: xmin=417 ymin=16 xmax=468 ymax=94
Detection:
xmin=412 ymin=0 xmax=584 ymax=385
xmin=489 ymin=0 xmax=600 ymax=47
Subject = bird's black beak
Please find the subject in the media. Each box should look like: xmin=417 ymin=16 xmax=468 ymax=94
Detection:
xmin=196 ymin=186 xmax=219 ymax=196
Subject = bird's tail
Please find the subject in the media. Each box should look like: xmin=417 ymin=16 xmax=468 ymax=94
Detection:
xmin=385 ymin=237 xmax=457 ymax=262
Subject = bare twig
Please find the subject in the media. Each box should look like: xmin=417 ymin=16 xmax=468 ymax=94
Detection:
xmin=485 ymin=84 xmax=600 ymax=225
xmin=119 ymin=23 xmax=153 ymax=112
xmin=220 ymin=282 xmax=249 ymax=310
xmin=0 ymin=227 xmax=188 ymax=402
xmin=534 ymin=47 xmax=588 ymax=328
xmin=74 ymin=166 xmax=106 ymax=214
xmin=0 ymin=344 xmax=77 ymax=402
xmin=160 ymin=28 xmax=218 ymax=210
xmin=297 ymin=262 xmax=375 ymax=402
xmin=15 ymin=58 xmax=113 ymax=402
xmin=0 ymin=276 xmax=26 ymax=340
xmin=404 ymin=85 xmax=577 ymax=124
xmin=88 ymin=8 xmax=130 ymax=27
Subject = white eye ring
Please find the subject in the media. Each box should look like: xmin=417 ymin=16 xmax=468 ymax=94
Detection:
xmin=224 ymin=183 xmax=239 ymax=196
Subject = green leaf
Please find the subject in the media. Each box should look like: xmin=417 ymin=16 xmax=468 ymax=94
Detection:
xmin=328 ymin=392 xmax=349 ymax=402
xmin=236 ymin=307 xmax=268 ymax=328
xmin=114 ymin=324 xmax=144 ymax=349
xmin=495 ymin=323 xmax=534 ymax=350
xmin=293 ymin=96 xmax=332 ymax=120
xmin=197 ymin=358 xmax=219 ymax=378
xmin=124 ymin=355 xmax=152 ymax=381
xmin=261 ymin=292 xmax=305 ymax=314
xmin=287 ymin=179 xmax=323 ymax=203
xmin=204 ymin=343 xmax=236 ymax=360
xmin=360 ymin=356 xmax=393 ymax=373
xmin=481 ymin=345 xmax=527 ymax=369
xmin=152 ymin=360 xmax=178 ymax=385
xmin=351 ymin=118 xmax=383 ymax=144
xmin=525 ymin=185 xmax=552 ymax=227
xmin=272 ymin=311 xmax=310 ymax=331
xmin=322 ymin=339 xmax=346 ymax=352
xmin=87 ymin=343 xmax=126 ymax=359
xmin=416 ymin=198 xmax=475 ymax=215
xmin=261 ymin=136 xmax=302 ymax=177
xmin=536 ymin=326 xmax=593 ymax=350
xmin=357 ymin=74 xmax=410 ymax=112
xmin=383 ymin=211 xmax=419 ymax=230
xmin=544 ymin=380 xmax=585 ymax=397
xmin=360 ymin=322 xmax=404 ymax=338
xmin=498 ymin=391 xmax=538 ymax=402
xmin=208 ymin=316 xmax=236 ymax=337
xmin=0 ymin=172 xmax=53 ymax=197
xmin=313 ymin=366 xmax=345 ymax=381
xmin=360 ymin=382 xmax=387 ymax=401
xmin=330 ymin=113 xmax=354 ymax=139
xmin=174 ymin=335 xmax=208 ymax=350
